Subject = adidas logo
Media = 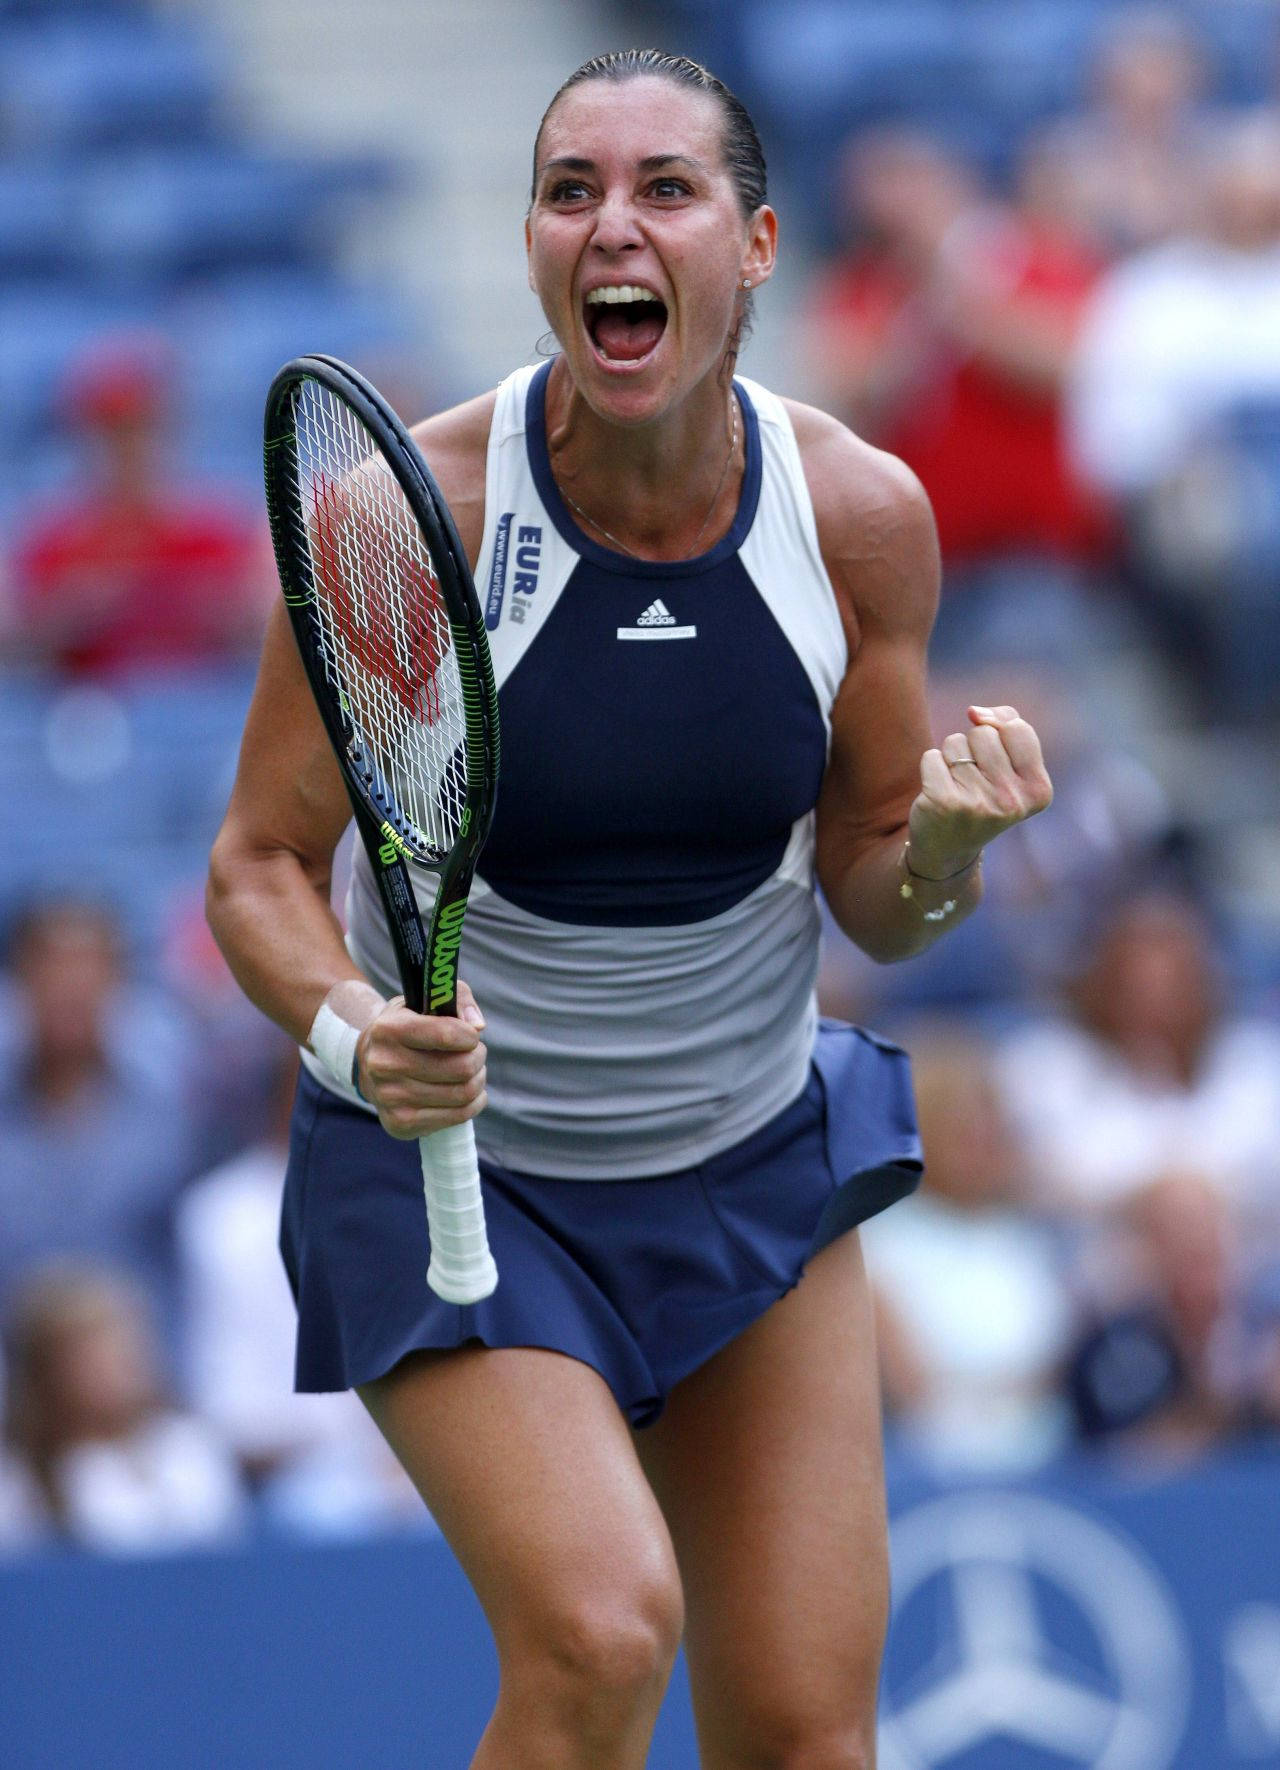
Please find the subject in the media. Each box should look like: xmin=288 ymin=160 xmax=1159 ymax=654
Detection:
xmin=617 ymin=597 xmax=697 ymax=642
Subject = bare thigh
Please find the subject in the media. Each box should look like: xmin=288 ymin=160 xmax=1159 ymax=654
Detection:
xmin=360 ymin=1346 xmax=684 ymax=1770
xmin=634 ymin=1232 xmax=889 ymax=1769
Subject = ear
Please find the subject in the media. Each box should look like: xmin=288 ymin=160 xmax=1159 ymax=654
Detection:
xmin=739 ymin=204 xmax=778 ymax=293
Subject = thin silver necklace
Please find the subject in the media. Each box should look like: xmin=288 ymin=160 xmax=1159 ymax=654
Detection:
xmin=556 ymin=394 xmax=739 ymax=560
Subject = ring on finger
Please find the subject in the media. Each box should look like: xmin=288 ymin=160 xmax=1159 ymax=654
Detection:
xmin=946 ymin=756 xmax=979 ymax=769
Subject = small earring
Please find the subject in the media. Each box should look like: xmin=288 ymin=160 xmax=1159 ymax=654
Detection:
xmin=742 ymin=277 xmax=751 ymax=289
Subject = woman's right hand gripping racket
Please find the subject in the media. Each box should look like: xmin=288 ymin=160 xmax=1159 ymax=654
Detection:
xmin=263 ymin=354 xmax=500 ymax=1304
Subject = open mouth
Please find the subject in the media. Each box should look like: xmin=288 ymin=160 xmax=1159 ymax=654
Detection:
xmin=583 ymin=284 xmax=668 ymax=364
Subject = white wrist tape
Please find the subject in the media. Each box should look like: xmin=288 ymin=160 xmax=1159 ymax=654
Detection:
xmin=308 ymin=1000 xmax=362 ymax=1093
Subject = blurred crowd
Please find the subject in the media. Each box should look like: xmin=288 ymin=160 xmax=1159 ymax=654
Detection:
xmin=1 ymin=0 xmax=1280 ymax=1557
xmin=803 ymin=6 xmax=1280 ymax=722
xmin=802 ymin=5 xmax=1280 ymax=1481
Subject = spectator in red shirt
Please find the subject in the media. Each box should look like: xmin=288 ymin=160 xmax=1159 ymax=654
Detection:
xmin=804 ymin=127 xmax=1114 ymax=569
xmin=10 ymin=334 xmax=270 ymax=678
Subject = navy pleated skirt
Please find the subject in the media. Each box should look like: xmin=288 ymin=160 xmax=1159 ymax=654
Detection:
xmin=280 ymin=1019 xmax=921 ymax=1426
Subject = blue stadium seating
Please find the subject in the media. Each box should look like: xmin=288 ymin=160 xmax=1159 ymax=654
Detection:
xmin=0 ymin=0 xmax=149 ymax=15
xmin=0 ymin=0 xmax=410 ymax=513
xmin=74 ymin=147 xmax=397 ymax=286
xmin=0 ymin=160 xmax=80 ymax=275
xmin=0 ymin=11 xmax=224 ymax=149
xmin=168 ymin=268 xmax=414 ymax=482
xmin=0 ymin=665 xmax=255 ymax=957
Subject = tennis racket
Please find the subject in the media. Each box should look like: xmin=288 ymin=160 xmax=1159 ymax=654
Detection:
xmin=263 ymin=354 xmax=500 ymax=1305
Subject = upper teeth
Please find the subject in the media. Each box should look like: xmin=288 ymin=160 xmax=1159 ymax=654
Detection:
xmin=585 ymin=285 xmax=656 ymax=305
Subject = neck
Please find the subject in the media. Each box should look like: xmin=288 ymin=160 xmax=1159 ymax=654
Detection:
xmin=545 ymin=360 xmax=742 ymax=560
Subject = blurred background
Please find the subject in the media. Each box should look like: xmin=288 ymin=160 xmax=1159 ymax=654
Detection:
xmin=1 ymin=0 xmax=1279 ymax=1764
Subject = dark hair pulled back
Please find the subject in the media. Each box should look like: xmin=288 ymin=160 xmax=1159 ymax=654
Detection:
xmin=532 ymin=48 xmax=767 ymax=221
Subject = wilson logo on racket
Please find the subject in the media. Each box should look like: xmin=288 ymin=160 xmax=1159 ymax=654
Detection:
xmin=377 ymin=822 xmax=413 ymax=866
xmin=427 ymin=898 xmax=469 ymax=1010
xmin=311 ymin=475 xmax=450 ymax=720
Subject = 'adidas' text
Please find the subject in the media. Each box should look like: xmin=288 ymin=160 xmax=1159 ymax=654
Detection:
xmin=617 ymin=597 xmax=697 ymax=641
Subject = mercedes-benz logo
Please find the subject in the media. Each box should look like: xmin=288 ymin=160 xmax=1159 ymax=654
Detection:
xmin=879 ymin=1492 xmax=1191 ymax=1770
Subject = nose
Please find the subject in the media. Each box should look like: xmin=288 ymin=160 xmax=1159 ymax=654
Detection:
xmin=589 ymin=188 xmax=643 ymax=255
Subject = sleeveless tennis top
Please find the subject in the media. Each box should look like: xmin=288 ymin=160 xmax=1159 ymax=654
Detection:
xmin=336 ymin=360 xmax=848 ymax=1178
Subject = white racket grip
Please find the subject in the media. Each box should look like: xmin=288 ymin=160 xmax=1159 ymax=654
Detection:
xmin=420 ymin=1120 xmax=498 ymax=1304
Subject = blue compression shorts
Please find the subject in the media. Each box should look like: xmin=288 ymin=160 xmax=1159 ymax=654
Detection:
xmin=280 ymin=1019 xmax=921 ymax=1426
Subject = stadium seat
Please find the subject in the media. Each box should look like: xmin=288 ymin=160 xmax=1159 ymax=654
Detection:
xmin=116 ymin=668 xmax=256 ymax=843
xmin=167 ymin=270 xmax=413 ymax=483
xmin=966 ymin=0 xmax=1112 ymax=121
xmin=0 ymin=0 xmax=147 ymax=16
xmin=1184 ymin=0 xmax=1276 ymax=105
xmin=0 ymin=159 xmax=80 ymax=274
xmin=739 ymin=0 xmax=967 ymax=120
xmin=75 ymin=145 xmax=403 ymax=287
xmin=734 ymin=0 xmax=983 ymax=192
xmin=77 ymin=149 xmax=324 ymax=285
xmin=0 ymin=12 xmax=223 ymax=150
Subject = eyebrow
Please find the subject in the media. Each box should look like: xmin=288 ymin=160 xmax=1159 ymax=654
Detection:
xmin=538 ymin=153 xmax=709 ymax=179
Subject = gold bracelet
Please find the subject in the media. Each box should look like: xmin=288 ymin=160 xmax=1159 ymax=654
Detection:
xmin=898 ymin=843 xmax=980 ymax=922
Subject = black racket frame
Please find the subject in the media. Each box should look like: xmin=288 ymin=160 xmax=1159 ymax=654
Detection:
xmin=263 ymin=354 xmax=499 ymax=1018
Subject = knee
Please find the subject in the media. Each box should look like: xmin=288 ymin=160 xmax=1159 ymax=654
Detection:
xmin=730 ymin=1718 xmax=877 ymax=1770
xmin=526 ymin=1571 xmax=685 ymax=1712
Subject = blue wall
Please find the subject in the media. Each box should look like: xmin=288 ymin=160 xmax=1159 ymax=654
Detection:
xmin=4 ymin=1453 xmax=1280 ymax=1768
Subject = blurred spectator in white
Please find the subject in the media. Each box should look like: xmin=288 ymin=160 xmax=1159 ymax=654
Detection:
xmin=3 ymin=1262 xmax=247 ymax=1553
xmin=1028 ymin=7 xmax=1212 ymax=259
xmin=804 ymin=125 xmax=1114 ymax=575
xmin=176 ymin=1047 xmax=425 ymax=1539
xmin=861 ymin=1028 xmax=1075 ymax=1474
xmin=1067 ymin=111 xmax=1280 ymax=715
xmin=7 ymin=332 xmax=269 ymax=679
xmin=997 ymin=890 xmax=1280 ymax=1266
xmin=1070 ymin=111 xmax=1280 ymax=498
xmin=0 ymin=900 xmax=204 ymax=1342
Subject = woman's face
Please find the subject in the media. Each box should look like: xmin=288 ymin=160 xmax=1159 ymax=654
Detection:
xmin=527 ymin=76 xmax=775 ymax=427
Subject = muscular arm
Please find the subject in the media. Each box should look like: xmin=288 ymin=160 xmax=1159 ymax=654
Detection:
xmin=793 ymin=404 xmax=1051 ymax=961
xmin=206 ymin=600 xmax=364 ymax=1043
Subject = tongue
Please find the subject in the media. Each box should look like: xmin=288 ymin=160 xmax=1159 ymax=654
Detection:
xmin=594 ymin=310 xmax=664 ymax=361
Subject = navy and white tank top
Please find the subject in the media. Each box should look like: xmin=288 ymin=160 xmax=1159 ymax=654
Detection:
xmin=338 ymin=360 xmax=848 ymax=1178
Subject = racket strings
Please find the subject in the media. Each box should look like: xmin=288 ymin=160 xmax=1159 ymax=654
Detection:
xmin=291 ymin=382 xmax=468 ymax=854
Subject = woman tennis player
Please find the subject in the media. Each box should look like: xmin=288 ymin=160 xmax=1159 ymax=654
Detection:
xmin=208 ymin=50 xmax=1052 ymax=1770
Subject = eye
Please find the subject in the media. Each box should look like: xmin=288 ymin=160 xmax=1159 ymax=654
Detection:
xmin=546 ymin=178 xmax=591 ymax=204
xmin=649 ymin=177 xmax=692 ymax=200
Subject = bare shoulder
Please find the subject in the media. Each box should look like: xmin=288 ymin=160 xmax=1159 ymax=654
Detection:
xmin=408 ymin=390 xmax=498 ymax=569
xmin=779 ymin=397 xmax=940 ymax=641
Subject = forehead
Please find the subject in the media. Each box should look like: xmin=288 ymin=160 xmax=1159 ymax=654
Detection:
xmin=537 ymin=75 xmax=726 ymax=173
